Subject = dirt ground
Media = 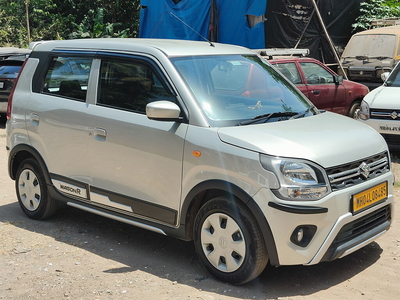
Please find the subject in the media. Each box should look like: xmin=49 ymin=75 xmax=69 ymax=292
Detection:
xmin=0 ymin=115 xmax=399 ymax=300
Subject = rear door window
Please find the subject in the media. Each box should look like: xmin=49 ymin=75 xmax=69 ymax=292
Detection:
xmin=43 ymin=57 xmax=92 ymax=101
xmin=273 ymin=62 xmax=302 ymax=84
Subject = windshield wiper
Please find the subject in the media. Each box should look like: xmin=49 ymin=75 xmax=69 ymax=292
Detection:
xmin=237 ymin=111 xmax=298 ymax=126
xmin=290 ymin=106 xmax=314 ymax=119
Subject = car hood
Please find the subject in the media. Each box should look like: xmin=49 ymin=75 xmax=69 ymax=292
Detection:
xmin=364 ymin=85 xmax=400 ymax=108
xmin=217 ymin=112 xmax=387 ymax=168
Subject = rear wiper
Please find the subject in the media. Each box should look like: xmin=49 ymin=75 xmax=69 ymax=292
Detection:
xmin=290 ymin=106 xmax=314 ymax=119
xmin=237 ymin=111 xmax=297 ymax=126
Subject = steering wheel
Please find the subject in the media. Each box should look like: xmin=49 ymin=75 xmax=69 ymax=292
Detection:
xmin=306 ymin=74 xmax=320 ymax=83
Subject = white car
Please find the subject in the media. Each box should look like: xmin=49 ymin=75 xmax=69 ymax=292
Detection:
xmin=360 ymin=63 xmax=400 ymax=150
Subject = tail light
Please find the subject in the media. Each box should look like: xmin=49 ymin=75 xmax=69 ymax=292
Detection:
xmin=7 ymin=59 xmax=28 ymax=120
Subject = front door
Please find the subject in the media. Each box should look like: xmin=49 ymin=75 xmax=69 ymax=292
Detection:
xmin=85 ymin=56 xmax=187 ymax=226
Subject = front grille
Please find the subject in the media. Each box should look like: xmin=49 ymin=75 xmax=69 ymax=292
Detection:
xmin=334 ymin=205 xmax=390 ymax=245
xmin=371 ymin=108 xmax=400 ymax=120
xmin=349 ymin=70 xmax=375 ymax=77
xmin=326 ymin=152 xmax=389 ymax=191
xmin=322 ymin=205 xmax=391 ymax=262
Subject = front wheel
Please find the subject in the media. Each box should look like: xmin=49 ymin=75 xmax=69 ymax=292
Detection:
xmin=193 ymin=196 xmax=268 ymax=285
xmin=15 ymin=158 xmax=58 ymax=219
xmin=348 ymin=101 xmax=361 ymax=119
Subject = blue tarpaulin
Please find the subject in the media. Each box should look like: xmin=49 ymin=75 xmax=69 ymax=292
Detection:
xmin=139 ymin=0 xmax=267 ymax=49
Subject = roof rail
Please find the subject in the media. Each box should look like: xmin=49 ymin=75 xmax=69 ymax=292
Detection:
xmin=371 ymin=17 xmax=400 ymax=27
xmin=253 ymin=48 xmax=309 ymax=58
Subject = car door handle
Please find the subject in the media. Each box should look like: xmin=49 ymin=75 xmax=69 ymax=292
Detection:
xmin=30 ymin=113 xmax=40 ymax=126
xmin=93 ymin=127 xmax=107 ymax=142
xmin=312 ymin=90 xmax=320 ymax=95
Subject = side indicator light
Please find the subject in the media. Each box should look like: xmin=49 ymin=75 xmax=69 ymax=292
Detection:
xmin=192 ymin=151 xmax=201 ymax=157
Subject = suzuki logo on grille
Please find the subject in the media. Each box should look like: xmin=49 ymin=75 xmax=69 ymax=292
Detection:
xmin=359 ymin=71 xmax=364 ymax=75
xmin=359 ymin=162 xmax=370 ymax=179
xmin=391 ymin=111 xmax=399 ymax=119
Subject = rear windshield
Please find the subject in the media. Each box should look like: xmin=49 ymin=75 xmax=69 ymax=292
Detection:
xmin=0 ymin=65 xmax=21 ymax=77
xmin=342 ymin=34 xmax=397 ymax=58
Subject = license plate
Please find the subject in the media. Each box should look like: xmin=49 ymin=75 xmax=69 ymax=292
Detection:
xmin=352 ymin=182 xmax=388 ymax=214
xmin=0 ymin=82 xmax=4 ymax=89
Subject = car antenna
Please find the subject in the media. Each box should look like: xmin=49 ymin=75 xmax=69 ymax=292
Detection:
xmin=170 ymin=12 xmax=215 ymax=47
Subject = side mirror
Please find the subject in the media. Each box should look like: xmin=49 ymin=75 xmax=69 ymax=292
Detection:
xmin=335 ymin=75 xmax=343 ymax=85
xmin=381 ymin=72 xmax=390 ymax=82
xmin=146 ymin=101 xmax=181 ymax=121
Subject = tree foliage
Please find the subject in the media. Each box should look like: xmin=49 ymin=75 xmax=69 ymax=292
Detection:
xmin=0 ymin=0 xmax=140 ymax=47
xmin=352 ymin=0 xmax=400 ymax=32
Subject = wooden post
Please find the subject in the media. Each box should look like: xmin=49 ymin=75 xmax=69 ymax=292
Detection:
xmin=25 ymin=0 xmax=31 ymax=45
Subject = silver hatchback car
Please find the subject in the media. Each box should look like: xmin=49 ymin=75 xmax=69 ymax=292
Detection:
xmin=6 ymin=39 xmax=394 ymax=284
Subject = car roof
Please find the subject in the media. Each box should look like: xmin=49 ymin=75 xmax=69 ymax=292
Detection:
xmin=31 ymin=38 xmax=255 ymax=57
xmin=0 ymin=47 xmax=31 ymax=58
xmin=353 ymin=25 xmax=400 ymax=36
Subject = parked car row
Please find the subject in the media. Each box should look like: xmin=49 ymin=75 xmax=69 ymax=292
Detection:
xmin=258 ymin=48 xmax=400 ymax=150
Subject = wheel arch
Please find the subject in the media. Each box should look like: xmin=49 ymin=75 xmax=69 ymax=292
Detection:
xmin=180 ymin=179 xmax=280 ymax=266
xmin=8 ymin=144 xmax=51 ymax=184
xmin=347 ymin=98 xmax=362 ymax=113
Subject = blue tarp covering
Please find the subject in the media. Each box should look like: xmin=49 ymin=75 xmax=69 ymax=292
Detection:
xmin=139 ymin=0 xmax=267 ymax=49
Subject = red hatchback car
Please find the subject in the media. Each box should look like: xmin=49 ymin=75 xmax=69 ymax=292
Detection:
xmin=268 ymin=56 xmax=369 ymax=119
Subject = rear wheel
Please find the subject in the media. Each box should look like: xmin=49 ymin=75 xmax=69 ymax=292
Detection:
xmin=193 ymin=196 xmax=268 ymax=285
xmin=15 ymin=158 xmax=58 ymax=219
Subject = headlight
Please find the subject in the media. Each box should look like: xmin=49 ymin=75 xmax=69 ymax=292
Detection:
xmin=260 ymin=155 xmax=330 ymax=201
xmin=359 ymin=100 xmax=370 ymax=120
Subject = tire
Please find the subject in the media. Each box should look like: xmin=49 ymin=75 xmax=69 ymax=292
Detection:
xmin=193 ymin=196 xmax=268 ymax=285
xmin=15 ymin=158 xmax=58 ymax=220
xmin=348 ymin=101 xmax=361 ymax=119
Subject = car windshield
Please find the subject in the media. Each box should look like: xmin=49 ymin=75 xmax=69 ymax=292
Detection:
xmin=342 ymin=34 xmax=396 ymax=58
xmin=385 ymin=62 xmax=400 ymax=87
xmin=170 ymin=54 xmax=314 ymax=127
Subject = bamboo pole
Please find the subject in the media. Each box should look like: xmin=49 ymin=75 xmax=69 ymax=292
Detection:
xmin=310 ymin=0 xmax=348 ymax=79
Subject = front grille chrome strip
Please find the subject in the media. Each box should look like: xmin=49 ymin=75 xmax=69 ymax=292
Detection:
xmin=326 ymin=152 xmax=389 ymax=191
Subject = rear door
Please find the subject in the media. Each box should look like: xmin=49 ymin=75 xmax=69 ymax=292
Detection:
xmin=271 ymin=61 xmax=309 ymax=96
xmin=26 ymin=54 xmax=94 ymax=200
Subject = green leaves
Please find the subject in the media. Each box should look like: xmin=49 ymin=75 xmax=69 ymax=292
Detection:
xmin=353 ymin=0 xmax=400 ymax=32
xmin=0 ymin=0 xmax=140 ymax=47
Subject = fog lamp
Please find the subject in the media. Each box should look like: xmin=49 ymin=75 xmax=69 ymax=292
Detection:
xmin=290 ymin=225 xmax=317 ymax=247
